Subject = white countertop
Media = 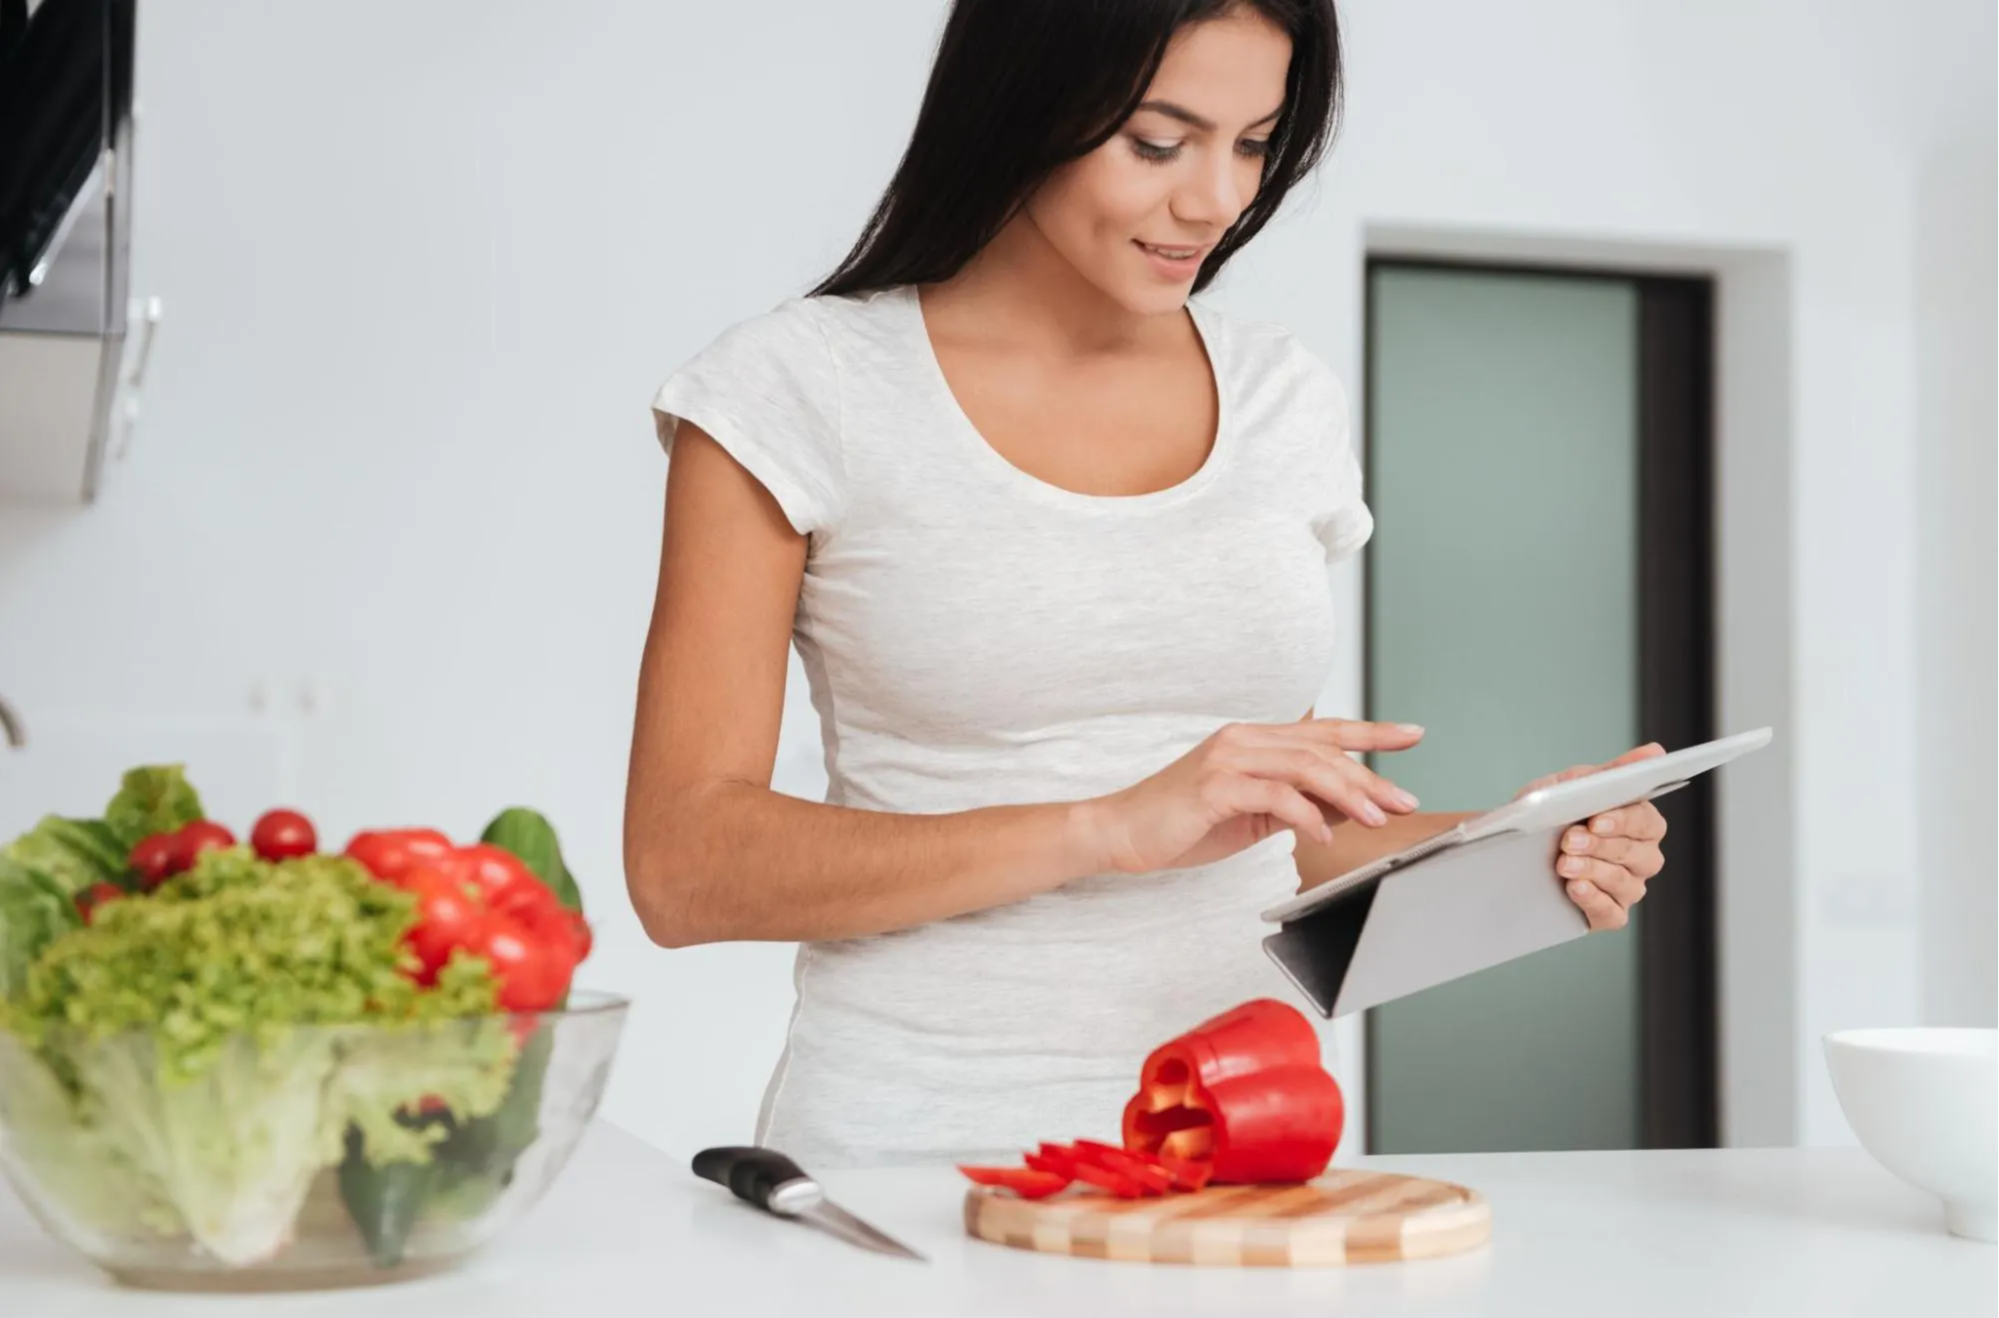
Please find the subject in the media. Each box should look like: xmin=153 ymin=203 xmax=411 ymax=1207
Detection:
xmin=3 ymin=1123 xmax=1991 ymax=1317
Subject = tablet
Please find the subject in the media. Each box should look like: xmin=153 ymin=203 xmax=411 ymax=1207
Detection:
xmin=1259 ymin=727 xmax=1773 ymax=1018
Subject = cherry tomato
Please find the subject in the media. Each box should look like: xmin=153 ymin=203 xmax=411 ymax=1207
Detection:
xmin=469 ymin=913 xmax=567 ymax=1013
xmin=401 ymin=866 xmax=487 ymax=983
xmin=344 ymin=828 xmax=454 ymax=883
xmin=75 ymin=881 xmax=124 ymax=924
xmin=129 ymin=833 xmax=181 ymax=889
xmin=396 ymin=829 xmax=455 ymax=861
xmin=563 ymin=909 xmax=593 ymax=963
xmin=343 ymin=831 xmax=406 ymax=880
xmin=250 ymin=808 xmax=317 ymax=861
xmin=536 ymin=906 xmax=591 ymax=967
xmin=498 ymin=894 xmax=587 ymax=973
xmin=454 ymin=844 xmax=542 ymax=909
xmin=171 ymin=820 xmax=236 ymax=869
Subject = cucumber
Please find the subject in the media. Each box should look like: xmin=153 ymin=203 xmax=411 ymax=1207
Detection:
xmin=478 ymin=809 xmax=582 ymax=913
xmin=337 ymin=1125 xmax=440 ymax=1268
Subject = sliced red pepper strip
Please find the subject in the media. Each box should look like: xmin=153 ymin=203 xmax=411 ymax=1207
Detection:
xmin=957 ymin=1165 xmax=1070 ymax=1199
xmin=1033 ymin=1141 xmax=1160 ymax=1198
xmin=1077 ymin=1163 xmax=1143 ymax=1198
xmin=1121 ymin=998 xmax=1344 ymax=1185
xmin=1030 ymin=1142 xmax=1080 ymax=1177
xmin=1071 ymin=1139 xmax=1175 ymax=1195
xmin=1159 ymin=1153 xmax=1214 ymax=1192
xmin=1024 ymin=1149 xmax=1073 ymax=1179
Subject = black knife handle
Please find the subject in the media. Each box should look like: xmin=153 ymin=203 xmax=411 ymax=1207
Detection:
xmin=692 ymin=1145 xmax=811 ymax=1212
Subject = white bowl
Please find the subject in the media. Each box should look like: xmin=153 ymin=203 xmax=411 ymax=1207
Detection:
xmin=1824 ymin=1027 xmax=1997 ymax=1241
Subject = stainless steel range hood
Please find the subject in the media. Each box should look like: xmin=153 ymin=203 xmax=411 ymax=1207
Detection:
xmin=0 ymin=0 xmax=155 ymax=505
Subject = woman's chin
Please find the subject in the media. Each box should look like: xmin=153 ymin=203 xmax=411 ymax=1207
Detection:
xmin=1099 ymin=275 xmax=1193 ymax=319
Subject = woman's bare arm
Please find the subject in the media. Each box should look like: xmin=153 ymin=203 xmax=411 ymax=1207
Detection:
xmin=623 ymin=424 xmax=1100 ymax=948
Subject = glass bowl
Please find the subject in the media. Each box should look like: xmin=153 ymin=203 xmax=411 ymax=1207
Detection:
xmin=0 ymin=990 xmax=629 ymax=1291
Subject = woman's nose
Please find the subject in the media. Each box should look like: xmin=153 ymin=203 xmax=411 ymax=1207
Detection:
xmin=1173 ymin=149 xmax=1252 ymax=229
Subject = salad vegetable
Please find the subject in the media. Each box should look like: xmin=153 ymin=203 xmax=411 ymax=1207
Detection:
xmin=0 ymin=763 xmax=204 ymax=998
xmin=1122 ymin=998 xmax=1343 ymax=1185
xmin=101 ymin=764 xmax=206 ymax=851
xmin=0 ymin=766 xmax=601 ymax=1273
xmin=955 ymin=999 xmax=1342 ymax=1201
xmin=249 ymin=808 xmax=317 ymax=860
xmin=480 ymin=808 xmax=583 ymax=912
xmin=0 ymin=848 xmax=511 ymax=1265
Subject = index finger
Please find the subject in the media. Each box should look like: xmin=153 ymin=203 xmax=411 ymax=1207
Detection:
xmin=1303 ymin=718 xmax=1427 ymax=752
xmin=1588 ymin=802 xmax=1668 ymax=840
xmin=1603 ymin=742 xmax=1666 ymax=769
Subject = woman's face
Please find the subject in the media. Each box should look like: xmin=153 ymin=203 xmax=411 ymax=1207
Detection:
xmin=1024 ymin=8 xmax=1293 ymax=317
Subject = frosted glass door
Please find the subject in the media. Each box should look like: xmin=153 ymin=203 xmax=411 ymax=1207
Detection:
xmin=1365 ymin=265 xmax=1643 ymax=1153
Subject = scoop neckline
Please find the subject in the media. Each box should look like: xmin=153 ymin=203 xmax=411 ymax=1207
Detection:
xmin=899 ymin=283 xmax=1234 ymax=514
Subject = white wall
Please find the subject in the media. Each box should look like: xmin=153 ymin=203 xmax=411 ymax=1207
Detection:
xmin=1 ymin=0 xmax=1990 ymax=1155
xmin=1912 ymin=118 xmax=1998 ymax=1030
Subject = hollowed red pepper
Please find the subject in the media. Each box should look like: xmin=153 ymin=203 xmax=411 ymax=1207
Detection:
xmin=1121 ymin=998 xmax=1344 ymax=1185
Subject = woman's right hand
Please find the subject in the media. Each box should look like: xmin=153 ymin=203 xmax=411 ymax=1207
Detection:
xmin=1078 ymin=719 xmax=1427 ymax=874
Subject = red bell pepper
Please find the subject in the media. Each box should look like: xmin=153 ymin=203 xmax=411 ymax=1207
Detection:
xmin=1121 ymin=998 xmax=1344 ymax=1184
xmin=957 ymin=1165 xmax=1071 ymax=1199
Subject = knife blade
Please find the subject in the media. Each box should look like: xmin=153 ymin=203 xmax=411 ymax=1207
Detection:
xmin=691 ymin=1145 xmax=927 ymax=1262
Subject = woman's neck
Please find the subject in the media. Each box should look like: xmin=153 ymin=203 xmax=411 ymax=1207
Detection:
xmin=923 ymin=211 xmax=1179 ymax=360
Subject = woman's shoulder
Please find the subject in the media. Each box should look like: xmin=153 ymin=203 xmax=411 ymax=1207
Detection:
xmin=694 ymin=285 xmax=910 ymax=364
xmin=1192 ymin=300 xmax=1348 ymax=410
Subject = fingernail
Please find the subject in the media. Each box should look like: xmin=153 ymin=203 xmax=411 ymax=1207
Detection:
xmin=1568 ymin=881 xmax=1591 ymax=899
xmin=1396 ymin=723 xmax=1425 ymax=736
xmin=1566 ymin=831 xmax=1591 ymax=853
xmin=1560 ymin=856 xmax=1585 ymax=876
xmin=1320 ymin=824 xmax=1335 ymax=844
xmin=1592 ymin=816 xmax=1616 ymax=835
xmin=1360 ymin=801 xmax=1386 ymax=825
xmin=1392 ymin=787 xmax=1420 ymax=810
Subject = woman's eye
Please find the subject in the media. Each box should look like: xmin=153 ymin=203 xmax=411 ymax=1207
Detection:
xmin=1237 ymin=138 xmax=1272 ymax=159
xmin=1130 ymin=137 xmax=1180 ymax=163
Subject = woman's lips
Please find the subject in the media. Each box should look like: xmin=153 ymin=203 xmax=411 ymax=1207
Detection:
xmin=1135 ymin=239 xmax=1208 ymax=279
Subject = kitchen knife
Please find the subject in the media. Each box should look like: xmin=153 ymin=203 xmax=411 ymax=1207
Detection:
xmin=691 ymin=1145 xmax=926 ymax=1262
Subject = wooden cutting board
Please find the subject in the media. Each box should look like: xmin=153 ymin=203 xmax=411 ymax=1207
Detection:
xmin=964 ymin=1169 xmax=1490 ymax=1267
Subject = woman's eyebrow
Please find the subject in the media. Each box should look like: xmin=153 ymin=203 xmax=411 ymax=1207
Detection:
xmin=1132 ymin=100 xmax=1285 ymax=132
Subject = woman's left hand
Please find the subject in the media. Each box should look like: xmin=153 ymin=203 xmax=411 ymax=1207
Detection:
xmin=1517 ymin=743 xmax=1670 ymax=931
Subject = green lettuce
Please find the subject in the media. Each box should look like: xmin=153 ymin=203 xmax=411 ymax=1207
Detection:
xmin=101 ymin=764 xmax=204 ymax=851
xmin=0 ymin=1030 xmax=171 ymax=1240
xmin=0 ymin=763 xmax=204 ymax=997
xmin=0 ymin=857 xmax=82 ymax=1000
xmin=2 ymin=816 xmax=125 ymax=897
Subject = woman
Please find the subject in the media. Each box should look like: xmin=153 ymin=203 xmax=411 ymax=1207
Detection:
xmin=626 ymin=0 xmax=1668 ymax=1167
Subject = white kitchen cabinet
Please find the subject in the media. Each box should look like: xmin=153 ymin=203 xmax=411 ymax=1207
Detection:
xmin=1 ymin=0 xmax=153 ymax=507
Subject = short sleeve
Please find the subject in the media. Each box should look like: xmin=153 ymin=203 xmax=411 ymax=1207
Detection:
xmin=1300 ymin=349 xmax=1374 ymax=565
xmin=651 ymin=297 xmax=845 ymax=536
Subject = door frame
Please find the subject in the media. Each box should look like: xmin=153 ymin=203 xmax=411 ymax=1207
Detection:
xmin=1359 ymin=255 xmax=1720 ymax=1150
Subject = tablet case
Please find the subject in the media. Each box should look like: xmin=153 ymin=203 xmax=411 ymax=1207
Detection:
xmin=1261 ymin=819 xmax=1645 ymax=1018
xmin=1259 ymin=733 xmax=1767 ymax=1020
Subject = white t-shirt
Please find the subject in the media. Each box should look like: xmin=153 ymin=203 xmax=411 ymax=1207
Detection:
xmin=650 ymin=283 xmax=1372 ymax=1167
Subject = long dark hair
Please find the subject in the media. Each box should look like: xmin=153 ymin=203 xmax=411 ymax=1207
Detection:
xmin=811 ymin=0 xmax=1341 ymax=299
